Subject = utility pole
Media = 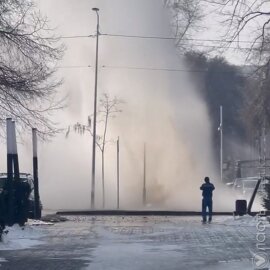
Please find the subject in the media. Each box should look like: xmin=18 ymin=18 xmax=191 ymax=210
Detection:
xmin=11 ymin=121 xmax=20 ymax=183
xmin=143 ymin=143 xmax=146 ymax=206
xmin=259 ymin=119 xmax=266 ymax=179
xmin=91 ymin=7 xmax=100 ymax=209
xmin=6 ymin=118 xmax=14 ymax=225
xmin=6 ymin=119 xmax=20 ymax=225
xmin=32 ymin=128 xmax=41 ymax=219
xmin=219 ymin=106 xmax=223 ymax=182
xmin=117 ymin=137 xmax=120 ymax=209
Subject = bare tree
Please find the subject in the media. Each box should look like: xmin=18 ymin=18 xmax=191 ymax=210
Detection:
xmin=203 ymin=1 xmax=270 ymax=157
xmin=0 ymin=0 xmax=64 ymax=137
xmin=206 ymin=0 xmax=270 ymax=67
xmin=67 ymin=94 xmax=123 ymax=208
xmin=241 ymin=67 xmax=270 ymax=138
xmin=164 ymin=0 xmax=204 ymax=50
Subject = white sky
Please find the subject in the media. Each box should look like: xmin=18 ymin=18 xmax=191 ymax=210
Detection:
xmin=37 ymin=0 xmax=250 ymax=66
xmin=31 ymin=0 xmax=221 ymax=209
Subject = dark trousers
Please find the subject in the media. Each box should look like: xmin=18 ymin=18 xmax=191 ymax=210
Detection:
xmin=202 ymin=198 xmax=213 ymax=222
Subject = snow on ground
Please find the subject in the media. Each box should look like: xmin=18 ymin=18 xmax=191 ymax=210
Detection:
xmin=215 ymin=215 xmax=270 ymax=227
xmin=0 ymin=224 xmax=45 ymax=250
xmin=81 ymin=216 xmax=257 ymax=270
xmin=0 ymin=215 xmax=267 ymax=269
xmin=27 ymin=219 xmax=54 ymax=226
xmin=0 ymin=219 xmax=54 ymax=251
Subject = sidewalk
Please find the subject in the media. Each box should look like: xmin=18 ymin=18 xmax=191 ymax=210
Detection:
xmin=0 ymin=215 xmax=269 ymax=269
xmin=83 ymin=216 xmax=262 ymax=270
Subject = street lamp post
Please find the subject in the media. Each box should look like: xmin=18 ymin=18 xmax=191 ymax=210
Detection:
xmin=143 ymin=143 xmax=146 ymax=206
xmin=219 ymin=105 xmax=223 ymax=182
xmin=117 ymin=137 xmax=120 ymax=209
xmin=91 ymin=7 xmax=100 ymax=209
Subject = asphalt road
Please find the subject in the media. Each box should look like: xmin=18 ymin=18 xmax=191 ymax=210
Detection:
xmin=0 ymin=216 xmax=268 ymax=270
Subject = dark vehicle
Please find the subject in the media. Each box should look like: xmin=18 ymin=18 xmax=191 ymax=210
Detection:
xmin=28 ymin=189 xmax=42 ymax=219
xmin=0 ymin=173 xmax=42 ymax=219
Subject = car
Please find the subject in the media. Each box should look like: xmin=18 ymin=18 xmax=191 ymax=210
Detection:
xmin=0 ymin=173 xmax=42 ymax=219
xmin=231 ymin=176 xmax=264 ymax=198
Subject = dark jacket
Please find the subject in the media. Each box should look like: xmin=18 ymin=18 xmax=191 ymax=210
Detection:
xmin=200 ymin=183 xmax=215 ymax=199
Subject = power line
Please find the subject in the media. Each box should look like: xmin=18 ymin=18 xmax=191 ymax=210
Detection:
xmin=60 ymin=35 xmax=95 ymax=39
xmin=102 ymin=33 xmax=174 ymax=40
xmin=101 ymin=33 xmax=262 ymax=45
xmin=59 ymin=32 xmax=262 ymax=45
xmin=102 ymin=65 xmax=206 ymax=72
xmin=59 ymin=33 xmax=267 ymax=51
xmin=56 ymin=64 xmax=253 ymax=75
xmin=162 ymin=43 xmax=267 ymax=50
xmin=57 ymin=65 xmax=91 ymax=69
xmin=102 ymin=64 xmax=251 ymax=74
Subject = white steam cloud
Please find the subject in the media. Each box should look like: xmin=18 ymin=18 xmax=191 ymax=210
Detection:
xmin=0 ymin=0 xmax=239 ymax=211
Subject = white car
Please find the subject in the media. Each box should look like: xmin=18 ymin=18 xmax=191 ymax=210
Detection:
xmin=232 ymin=177 xmax=263 ymax=198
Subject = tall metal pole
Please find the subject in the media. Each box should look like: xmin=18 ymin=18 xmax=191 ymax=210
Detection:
xmin=32 ymin=128 xmax=41 ymax=219
xmin=219 ymin=106 xmax=223 ymax=182
xmin=143 ymin=143 xmax=146 ymax=206
xmin=91 ymin=8 xmax=100 ymax=209
xmin=117 ymin=137 xmax=120 ymax=209
xmin=11 ymin=121 xmax=20 ymax=225
xmin=6 ymin=118 xmax=14 ymax=225
xmin=11 ymin=121 xmax=20 ymax=184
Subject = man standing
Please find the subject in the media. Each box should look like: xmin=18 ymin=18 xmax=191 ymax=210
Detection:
xmin=200 ymin=177 xmax=215 ymax=223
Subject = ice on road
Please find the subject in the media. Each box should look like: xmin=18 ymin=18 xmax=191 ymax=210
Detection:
xmin=0 ymin=215 xmax=268 ymax=270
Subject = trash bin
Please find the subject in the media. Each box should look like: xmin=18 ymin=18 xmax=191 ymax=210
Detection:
xmin=235 ymin=200 xmax=247 ymax=216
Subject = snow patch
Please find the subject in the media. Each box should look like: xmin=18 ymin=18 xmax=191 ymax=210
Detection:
xmin=27 ymin=219 xmax=54 ymax=226
xmin=0 ymin=224 xmax=45 ymax=250
xmin=216 ymin=215 xmax=270 ymax=227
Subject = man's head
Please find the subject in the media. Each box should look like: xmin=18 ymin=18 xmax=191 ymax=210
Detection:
xmin=204 ymin=177 xmax=210 ymax=183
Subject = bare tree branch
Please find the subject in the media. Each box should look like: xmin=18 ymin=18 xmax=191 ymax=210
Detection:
xmin=67 ymin=93 xmax=124 ymax=208
xmin=0 ymin=0 xmax=65 ymax=138
xmin=207 ymin=0 xmax=270 ymax=66
xmin=164 ymin=0 xmax=205 ymax=50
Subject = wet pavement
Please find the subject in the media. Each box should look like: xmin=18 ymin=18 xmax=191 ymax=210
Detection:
xmin=0 ymin=215 xmax=269 ymax=269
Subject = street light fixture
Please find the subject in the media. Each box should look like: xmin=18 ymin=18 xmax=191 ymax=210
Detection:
xmin=91 ymin=7 xmax=100 ymax=209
